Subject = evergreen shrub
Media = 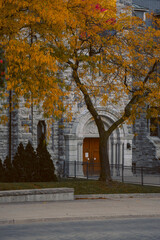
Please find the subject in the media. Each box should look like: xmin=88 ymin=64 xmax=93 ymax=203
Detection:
xmin=24 ymin=141 xmax=37 ymax=181
xmin=3 ymin=156 xmax=14 ymax=182
xmin=12 ymin=139 xmax=57 ymax=182
xmin=36 ymin=134 xmax=57 ymax=182
xmin=12 ymin=142 xmax=26 ymax=182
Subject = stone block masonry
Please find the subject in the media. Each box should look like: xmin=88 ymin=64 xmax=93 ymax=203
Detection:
xmin=0 ymin=188 xmax=74 ymax=203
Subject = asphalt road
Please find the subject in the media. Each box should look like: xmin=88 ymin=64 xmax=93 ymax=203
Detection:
xmin=0 ymin=217 xmax=160 ymax=240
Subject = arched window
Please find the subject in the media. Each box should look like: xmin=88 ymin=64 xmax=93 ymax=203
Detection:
xmin=37 ymin=120 xmax=46 ymax=146
xmin=150 ymin=117 xmax=160 ymax=137
xmin=149 ymin=107 xmax=160 ymax=137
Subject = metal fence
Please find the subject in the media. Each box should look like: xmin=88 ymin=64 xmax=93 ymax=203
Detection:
xmin=111 ymin=165 xmax=160 ymax=186
xmin=59 ymin=161 xmax=160 ymax=186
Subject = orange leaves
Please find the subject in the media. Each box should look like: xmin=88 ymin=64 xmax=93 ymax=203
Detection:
xmin=65 ymin=0 xmax=116 ymax=39
xmin=0 ymin=0 xmax=160 ymax=125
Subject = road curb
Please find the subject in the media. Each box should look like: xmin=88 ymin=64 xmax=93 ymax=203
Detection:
xmin=1 ymin=214 xmax=160 ymax=225
xmin=75 ymin=193 xmax=160 ymax=199
xmin=0 ymin=192 xmax=160 ymax=203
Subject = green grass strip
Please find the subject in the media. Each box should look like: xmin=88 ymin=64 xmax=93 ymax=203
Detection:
xmin=0 ymin=179 xmax=160 ymax=195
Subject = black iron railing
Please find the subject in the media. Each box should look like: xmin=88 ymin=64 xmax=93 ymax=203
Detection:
xmin=58 ymin=161 xmax=160 ymax=186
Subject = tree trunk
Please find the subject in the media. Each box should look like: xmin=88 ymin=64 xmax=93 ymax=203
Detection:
xmin=99 ymin=133 xmax=111 ymax=182
xmin=72 ymin=65 xmax=112 ymax=181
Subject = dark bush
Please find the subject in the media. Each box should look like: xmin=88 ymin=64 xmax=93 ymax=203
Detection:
xmin=36 ymin=134 xmax=57 ymax=182
xmin=12 ymin=139 xmax=57 ymax=182
xmin=24 ymin=141 xmax=37 ymax=181
xmin=3 ymin=156 xmax=14 ymax=182
xmin=12 ymin=142 xmax=26 ymax=182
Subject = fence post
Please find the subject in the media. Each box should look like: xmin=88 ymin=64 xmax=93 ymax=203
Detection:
xmin=141 ymin=167 xmax=144 ymax=186
xmin=122 ymin=164 xmax=124 ymax=183
xmin=74 ymin=161 xmax=76 ymax=178
xmin=86 ymin=162 xmax=89 ymax=180
xmin=122 ymin=143 xmax=124 ymax=183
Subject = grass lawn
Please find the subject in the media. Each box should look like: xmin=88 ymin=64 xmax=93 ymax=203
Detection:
xmin=0 ymin=179 xmax=160 ymax=195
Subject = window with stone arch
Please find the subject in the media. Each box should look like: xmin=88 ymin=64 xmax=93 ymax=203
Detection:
xmin=37 ymin=120 xmax=46 ymax=146
xmin=150 ymin=117 xmax=160 ymax=137
xmin=148 ymin=107 xmax=160 ymax=137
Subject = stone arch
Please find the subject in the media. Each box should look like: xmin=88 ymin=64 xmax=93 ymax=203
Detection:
xmin=72 ymin=108 xmax=126 ymax=139
xmin=64 ymin=108 xmax=132 ymax=177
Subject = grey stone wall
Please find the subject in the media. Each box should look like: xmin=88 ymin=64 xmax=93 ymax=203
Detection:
xmin=132 ymin=112 xmax=159 ymax=167
xmin=0 ymin=93 xmax=19 ymax=160
xmin=10 ymin=107 xmax=19 ymax=159
xmin=0 ymin=113 xmax=8 ymax=160
xmin=58 ymin=118 xmax=65 ymax=162
xmin=0 ymin=96 xmax=58 ymax=162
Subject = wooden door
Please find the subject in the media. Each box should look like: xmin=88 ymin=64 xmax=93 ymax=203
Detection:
xmin=83 ymin=138 xmax=100 ymax=176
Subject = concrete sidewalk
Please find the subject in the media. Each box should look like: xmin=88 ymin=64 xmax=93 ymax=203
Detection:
xmin=1 ymin=194 xmax=160 ymax=224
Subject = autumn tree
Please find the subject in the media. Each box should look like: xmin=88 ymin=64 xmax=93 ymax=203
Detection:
xmin=0 ymin=0 xmax=67 ymax=119
xmin=0 ymin=0 xmax=160 ymax=181
xmin=0 ymin=48 xmax=5 ymax=88
xmin=43 ymin=1 xmax=160 ymax=181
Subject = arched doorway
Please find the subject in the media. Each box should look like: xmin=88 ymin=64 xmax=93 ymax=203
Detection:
xmin=64 ymin=109 xmax=131 ymax=177
xmin=83 ymin=138 xmax=100 ymax=176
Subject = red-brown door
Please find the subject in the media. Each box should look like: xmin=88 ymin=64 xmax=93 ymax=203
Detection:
xmin=83 ymin=138 xmax=100 ymax=176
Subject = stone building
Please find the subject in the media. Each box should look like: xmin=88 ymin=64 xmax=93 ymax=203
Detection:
xmin=0 ymin=0 xmax=160 ymax=176
xmin=132 ymin=0 xmax=160 ymax=168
